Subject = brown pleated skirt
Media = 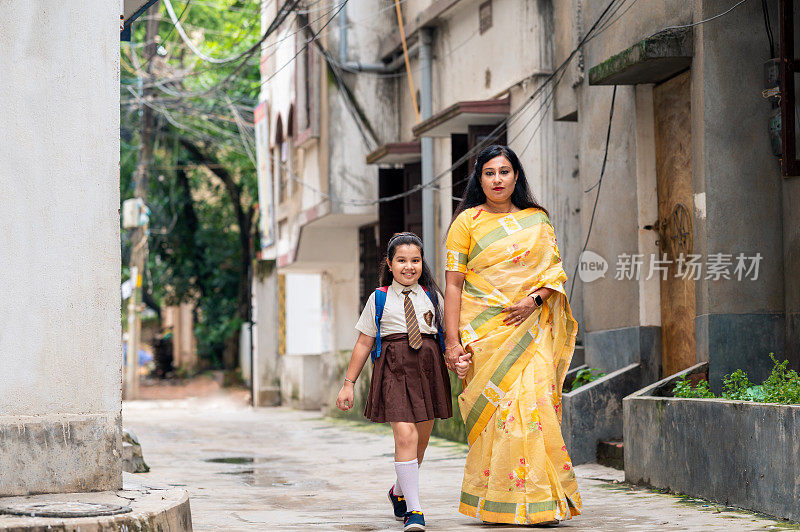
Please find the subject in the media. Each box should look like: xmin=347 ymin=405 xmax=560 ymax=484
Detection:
xmin=364 ymin=333 xmax=453 ymax=423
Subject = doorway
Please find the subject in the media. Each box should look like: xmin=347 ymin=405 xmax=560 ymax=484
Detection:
xmin=653 ymin=70 xmax=696 ymax=376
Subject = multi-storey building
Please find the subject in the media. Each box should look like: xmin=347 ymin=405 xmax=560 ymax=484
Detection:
xmin=252 ymin=0 xmax=800 ymax=443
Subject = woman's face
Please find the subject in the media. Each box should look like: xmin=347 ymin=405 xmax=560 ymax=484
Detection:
xmin=387 ymin=244 xmax=423 ymax=286
xmin=479 ymin=155 xmax=517 ymax=204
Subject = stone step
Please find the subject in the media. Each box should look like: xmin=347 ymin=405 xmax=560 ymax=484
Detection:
xmin=597 ymin=440 xmax=624 ymax=470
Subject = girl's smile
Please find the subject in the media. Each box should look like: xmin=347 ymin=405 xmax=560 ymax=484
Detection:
xmin=388 ymin=244 xmax=423 ymax=286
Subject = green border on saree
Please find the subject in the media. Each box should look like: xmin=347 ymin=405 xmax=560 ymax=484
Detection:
xmin=463 ymin=330 xmax=535 ymax=436
xmin=460 ymin=491 xmax=573 ymax=514
xmin=468 ymin=211 xmax=550 ymax=263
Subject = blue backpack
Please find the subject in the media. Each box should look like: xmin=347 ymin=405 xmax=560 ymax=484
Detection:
xmin=370 ymin=286 xmax=445 ymax=362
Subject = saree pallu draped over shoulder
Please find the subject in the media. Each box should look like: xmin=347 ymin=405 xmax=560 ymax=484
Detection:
xmin=445 ymin=207 xmax=581 ymax=525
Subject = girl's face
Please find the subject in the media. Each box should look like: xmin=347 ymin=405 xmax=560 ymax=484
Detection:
xmin=480 ymin=155 xmax=517 ymax=204
xmin=387 ymin=244 xmax=423 ymax=286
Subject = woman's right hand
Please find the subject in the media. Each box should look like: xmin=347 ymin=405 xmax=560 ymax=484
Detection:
xmin=336 ymin=384 xmax=355 ymax=411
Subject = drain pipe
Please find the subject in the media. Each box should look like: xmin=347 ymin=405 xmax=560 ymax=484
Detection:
xmin=338 ymin=0 xmax=348 ymax=65
xmin=419 ymin=27 xmax=435 ymax=262
xmin=338 ymin=3 xmax=416 ymax=73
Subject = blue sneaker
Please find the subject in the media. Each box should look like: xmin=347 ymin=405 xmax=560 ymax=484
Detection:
xmin=388 ymin=486 xmax=406 ymax=520
xmin=403 ymin=510 xmax=425 ymax=531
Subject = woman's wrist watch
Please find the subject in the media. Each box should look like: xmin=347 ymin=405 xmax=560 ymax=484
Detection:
xmin=529 ymin=293 xmax=543 ymax=307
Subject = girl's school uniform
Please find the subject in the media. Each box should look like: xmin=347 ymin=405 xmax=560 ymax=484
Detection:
xmin=356 ymin=280 xmax=452 ymax=423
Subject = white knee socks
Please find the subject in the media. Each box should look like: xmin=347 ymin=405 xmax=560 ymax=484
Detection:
xmin=394 ymin=458 xmax=421 ymax=512
xmin=393 ymin=460 xmax=420 ymax=497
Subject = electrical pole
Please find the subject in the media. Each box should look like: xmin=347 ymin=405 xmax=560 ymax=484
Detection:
xmin=125 ymin=2 xmax=161 ymax=400
xmin=420 ymin=28 xmax=435 ymax=262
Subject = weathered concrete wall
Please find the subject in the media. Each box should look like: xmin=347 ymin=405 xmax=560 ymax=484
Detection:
xmin=625 ymin=366 xmax=800 ymax=522
xmin=329 ymin=0 xmax=394 ymax=219
xmin=252 ymin=262 xmax=281 ymax=406
xmin=562 ymin=363 xmax=641 ymax=465
xmin=278 ymin=223 xmax=364 ymax=410
xmin=692 ymin=0 xmax=786 ymax=388
xmin=584 ymin=326 xmax=661 ymax=383
xmin=396 ymin=0 xmax=552 ymax=143
xmin=0 ymin=3 xmax=121 ymax=495
xmin=576 ymin=84 xmax=641 ymax=337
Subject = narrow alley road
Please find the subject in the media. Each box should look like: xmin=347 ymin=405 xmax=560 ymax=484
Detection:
xmin=123 ymin=391 xmax=790 ymax=531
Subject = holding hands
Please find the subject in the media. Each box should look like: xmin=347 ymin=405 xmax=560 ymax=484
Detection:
xmin=445 ymin=344 xmax=472 ymax=379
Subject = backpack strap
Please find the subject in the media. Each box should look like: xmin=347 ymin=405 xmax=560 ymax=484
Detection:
xmin=371 ymin=287 xmax=389 ymax=362
xmin=421 ymin=287 xmax=446 ymax=352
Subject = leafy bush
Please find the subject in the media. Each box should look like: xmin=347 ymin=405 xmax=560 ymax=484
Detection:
xmin=720 ymin=369 xmax=762 ymax=401
xmin=570 ymin=368 xmax=606 ymax=391
xmin=760 ymin=354 xmax=800 ymax=404
xmin=672 ymin=353 xmax=800 ymax=404
xmin=673 ymin=375 xmax=715 ymax=398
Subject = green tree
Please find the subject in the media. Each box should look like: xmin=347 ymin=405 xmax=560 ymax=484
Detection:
xmin=121 ymin=0 xmax=263 ymax=368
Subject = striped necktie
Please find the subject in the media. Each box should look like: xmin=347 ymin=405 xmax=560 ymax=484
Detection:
xmin=402 ymin=289 xmax=423 ymax=350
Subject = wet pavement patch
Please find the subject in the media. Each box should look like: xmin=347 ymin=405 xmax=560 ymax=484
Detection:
xmin=205 ymin=456 xmax=257 ymax=464
xmin=205 ymin=455 xmax=279 ymax=465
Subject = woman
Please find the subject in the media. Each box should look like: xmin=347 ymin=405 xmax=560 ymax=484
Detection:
xmin=444 ymin=145 xmax=580 ymax=526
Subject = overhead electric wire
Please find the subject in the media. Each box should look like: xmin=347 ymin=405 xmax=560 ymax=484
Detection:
xmin=259 ymin=0 xmax=348 ymax=88
xmin=359 ymin=0 xmax=623 ymax=204
xmin=271 ymin=0 xmax=624 ymax=207
xmin=164 ymin=0 xmax=274 ymax=64
xmin=649 ymin=0 xmax=747 ymax=38
xmin=161 ymin=0 xmax=192 ymax=44
xmin=301 ymin=11 xmax=380 ymax=149
xmin=356 ymin=0 xmax=747 ymax=207
xmin=225 ymin=94 xmax=258 ymax=166
xmin=125 ymin=86 xmax=252 ymax=156
xmin=760 ymin=0 xmax=776 ymax=57
xmin=131 ymin=0 xmax=304 ymax=100
xmin=569 ymin=85 xmax=617 ymax=300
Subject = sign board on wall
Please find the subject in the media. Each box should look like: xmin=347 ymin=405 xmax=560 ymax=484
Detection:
xmin=254 ymin=101 xmax=275 ymax=250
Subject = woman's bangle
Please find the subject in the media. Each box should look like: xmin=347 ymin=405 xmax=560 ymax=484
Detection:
xmin=445 ymin=344 xmax=461 ymax=351
xmin=344 ymin=377 xmax=356 ymax=385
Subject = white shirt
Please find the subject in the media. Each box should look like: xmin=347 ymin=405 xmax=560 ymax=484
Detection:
xmin=355 ymin=280 xmax=441 ymax=337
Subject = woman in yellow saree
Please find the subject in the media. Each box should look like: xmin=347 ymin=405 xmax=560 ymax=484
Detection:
xmin=444 ymin=145 xmax=580 ymax=526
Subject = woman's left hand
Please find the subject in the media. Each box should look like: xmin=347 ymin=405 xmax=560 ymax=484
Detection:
xmin=501 ymin=295 xmax=539 ymax=326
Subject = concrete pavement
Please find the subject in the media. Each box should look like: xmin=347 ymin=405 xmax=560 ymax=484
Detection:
xmin=122 ymin=392 xmax=796 ymax=531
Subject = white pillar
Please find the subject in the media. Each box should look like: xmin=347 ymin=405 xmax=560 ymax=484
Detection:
xmin=0 ymin=2 xmax=121 ymax=495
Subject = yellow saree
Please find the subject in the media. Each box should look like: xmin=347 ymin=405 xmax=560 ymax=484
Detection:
xmin=445 ymin=207 xmax=581 ymax=525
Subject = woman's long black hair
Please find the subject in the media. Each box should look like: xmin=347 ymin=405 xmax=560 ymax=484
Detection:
xmin=377 ymin=232 xmax=444 ymax=336
xmin=453 ymin=144 xmax=549 ymax=219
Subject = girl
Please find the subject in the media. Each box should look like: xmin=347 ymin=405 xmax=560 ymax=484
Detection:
xmin=336 ymin=232 xmax=453 ymax=532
